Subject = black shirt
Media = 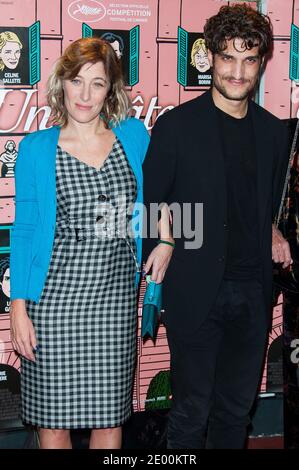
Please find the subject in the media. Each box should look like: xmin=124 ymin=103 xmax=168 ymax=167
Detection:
xmin=216 ymin=105 xmax=261 ymax=280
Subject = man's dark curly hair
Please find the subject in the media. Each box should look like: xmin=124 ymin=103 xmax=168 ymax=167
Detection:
xmin=204 ymin=4 xmax=273 ymax=58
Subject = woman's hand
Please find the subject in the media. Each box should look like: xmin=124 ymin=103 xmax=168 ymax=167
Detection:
xmin=272 ymin=224 xmax=293 ymax=269
xmin=143 ymin=242 xmax=174 ymax=284
xmin=10 ymin=300 xmax=37 ymax=362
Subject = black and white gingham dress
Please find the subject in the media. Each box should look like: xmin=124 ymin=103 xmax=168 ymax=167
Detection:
xmin=22 ymin=139 xmax=138 ymax=429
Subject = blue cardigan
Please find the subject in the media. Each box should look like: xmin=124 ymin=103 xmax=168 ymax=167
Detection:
xmin=10 ymin=118 xmax=149 ymax=302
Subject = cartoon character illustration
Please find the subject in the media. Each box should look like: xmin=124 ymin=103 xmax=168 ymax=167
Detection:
xmin=0 ymin=256 xmax=10 ymax=299
xmin=0 ymin=31 xmax=22 ymax=71
xmin=0 ymin=140 xmax=17 ymax=178
xmin=100 ymin=32 xmax=124 ymax=59
xmin=190 ymin=38 xmax=210 ymax=73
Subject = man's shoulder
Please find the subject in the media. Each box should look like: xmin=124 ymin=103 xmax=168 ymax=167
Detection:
xmin=20 ymin=126 xmax=59 ymax=147
xmin=154 ymin=92 xmax=209 ymax=129
xmin=251 ymin=100 xmax=287 ymax=132
xmin=114 ymin=117 xmax=149 ymax=153
xmin=116 ymin=116 xmax=147 ymax=135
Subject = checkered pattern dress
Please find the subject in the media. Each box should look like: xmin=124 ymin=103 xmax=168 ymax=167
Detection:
xmin=22 ymin=139 xmax=138 ymax=429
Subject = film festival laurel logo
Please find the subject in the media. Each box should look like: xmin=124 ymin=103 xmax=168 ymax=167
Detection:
xmin=68 ymin=0 xmax=107 ymax=23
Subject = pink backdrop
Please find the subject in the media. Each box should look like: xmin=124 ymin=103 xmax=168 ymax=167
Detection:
xmin=0 ymin=0 xmax=296 ymax=413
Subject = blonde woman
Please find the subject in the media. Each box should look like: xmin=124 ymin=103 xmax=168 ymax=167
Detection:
xmin=10 ymin=37 xmax=149 ymax=449
xmin=190 ymin=38 xmax=210 ymax=73
xmin=0 ymin=31 xmax=22 ymax=71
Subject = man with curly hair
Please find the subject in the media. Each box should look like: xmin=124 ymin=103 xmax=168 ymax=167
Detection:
xmin=143 ymin=4 xmax=291 ymax=448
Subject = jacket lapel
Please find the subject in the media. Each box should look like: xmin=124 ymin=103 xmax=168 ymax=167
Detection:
xmin=113 ymin=122 xmax=142 ymax=190
xmin=35 ymin=125 xmax=60 ymax=229
xmin=198 ymin=91 xmax=271 ymax=245
xmin=250 ymin=102 xmax=273 ymax=245
xmin=194 ymin=91 xmax=227 ymax=217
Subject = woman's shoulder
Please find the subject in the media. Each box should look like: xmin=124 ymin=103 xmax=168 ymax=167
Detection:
xmin=20 ymin=125 xmax=59 ymax=147
xmin=116 ymin=117 xmax=148 ymax=136
xmin=114 ymin=117 xmax=149 ymax=161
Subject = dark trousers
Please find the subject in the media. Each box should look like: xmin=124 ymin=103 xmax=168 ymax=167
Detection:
xmin=166 ymin=279 xmax=268 ymax=449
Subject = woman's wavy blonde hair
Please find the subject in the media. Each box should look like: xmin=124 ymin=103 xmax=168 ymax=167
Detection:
xmin=47 ymin=37 xmax=130 ymax=128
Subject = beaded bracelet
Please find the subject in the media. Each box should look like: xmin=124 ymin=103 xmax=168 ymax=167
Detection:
xmin=157 ymin=239 xmax=175 ymax=248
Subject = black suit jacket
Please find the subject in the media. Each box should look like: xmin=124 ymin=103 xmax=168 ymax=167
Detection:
xmin=142 ymin=90 xmax=289 ymax=337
